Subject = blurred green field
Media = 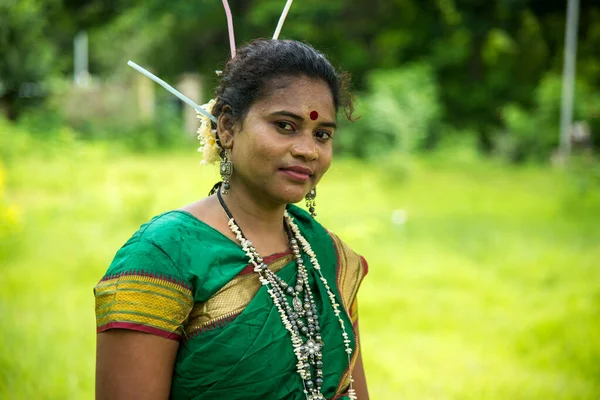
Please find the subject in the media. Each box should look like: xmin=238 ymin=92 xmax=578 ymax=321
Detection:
xmin=1 ymin=138 xmax=599 ymax=399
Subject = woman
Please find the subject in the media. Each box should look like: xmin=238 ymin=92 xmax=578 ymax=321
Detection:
xmin=95 ymin=39 xmax=369 ymax=400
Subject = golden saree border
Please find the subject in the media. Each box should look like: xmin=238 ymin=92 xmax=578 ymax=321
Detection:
xmin=95 ymin=272 xmax=194 ymax=341
xmin=184 ymin=253 xmax=295 ymax=340
xmin=349 ymin=297 xmax=359 ymax=327
xmin=328 ymin=232 xmax=368 ymax=396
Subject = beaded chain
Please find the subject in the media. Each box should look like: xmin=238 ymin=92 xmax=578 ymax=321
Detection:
xmin=216 ymin=190 xmax=356 ymax=400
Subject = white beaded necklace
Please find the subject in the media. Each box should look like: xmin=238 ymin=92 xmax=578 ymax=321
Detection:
xmin=217 ymin=190 xmax=356 ymax=400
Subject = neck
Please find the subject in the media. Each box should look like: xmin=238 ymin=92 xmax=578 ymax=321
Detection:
xmin=219 ymin=181 xmax=287 ymax=240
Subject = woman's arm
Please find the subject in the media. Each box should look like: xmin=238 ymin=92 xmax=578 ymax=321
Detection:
xmin=96 ymin=329 xmax=179 ymax=400
xmin=352 ymin=316 xmax=369 ymax=399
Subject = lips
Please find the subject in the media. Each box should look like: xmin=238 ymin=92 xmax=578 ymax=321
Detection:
xmin=279 ymin=165 xmax=313 ymax=182
xmin=282 ymin=165 xmax=313 ymax=175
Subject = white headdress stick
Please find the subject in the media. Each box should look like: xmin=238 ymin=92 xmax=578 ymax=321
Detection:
xmin=126 ymin=0 xmax=294 ymax=124
xmin=222 ymin=0 xmax=236 ymax=58
xmin=273 ymin=0 xmax=294 ymax=40
xmin=127 ymin=60 xmax=217 ymax=123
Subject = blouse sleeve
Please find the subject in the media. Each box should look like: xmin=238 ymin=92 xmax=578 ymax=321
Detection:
xmin=328 ymin=232 xmax=369 ymax=326
xmin=94 ymin=238 xmax=194 ymax=341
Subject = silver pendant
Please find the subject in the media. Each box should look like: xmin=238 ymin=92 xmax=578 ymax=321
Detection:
xmin=293 ymin=296 xmax=303 ymax=312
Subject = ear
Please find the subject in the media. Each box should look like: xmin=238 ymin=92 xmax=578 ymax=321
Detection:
xmin=217 ymin=105 xmax=237 ymax=150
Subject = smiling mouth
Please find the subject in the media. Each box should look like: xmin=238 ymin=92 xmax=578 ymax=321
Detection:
xmin=279 ymin=168 xmax=312 ymax=182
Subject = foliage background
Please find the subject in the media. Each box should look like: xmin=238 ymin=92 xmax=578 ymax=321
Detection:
xmin=1 ymin=0 xmax=599 ymax=399
xmin=3 ymin=0 xmax=600 ymax=159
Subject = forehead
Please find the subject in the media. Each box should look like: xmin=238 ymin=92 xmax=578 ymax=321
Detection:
xmin=252 ymin=76 xmax=336 ymax=119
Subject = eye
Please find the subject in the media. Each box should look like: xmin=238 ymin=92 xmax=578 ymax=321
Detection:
xmin=314 ymin=130 xmax=333 ymax=141
xmin=275 ymin=121 xmax=295 ymax=132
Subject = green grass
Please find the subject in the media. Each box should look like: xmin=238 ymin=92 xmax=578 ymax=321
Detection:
xmin=1 ymin=138 xmax=599 ymax=399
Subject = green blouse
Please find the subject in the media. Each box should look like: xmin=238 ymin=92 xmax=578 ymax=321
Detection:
xmin=95 ymin=205 xmax=368 ymax=399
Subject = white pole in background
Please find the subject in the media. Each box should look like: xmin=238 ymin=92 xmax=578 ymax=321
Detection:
xmin=559 ymin=0 xmax=580 ymax=157
xmin=74 ymin=31 xmax=89 ymax=87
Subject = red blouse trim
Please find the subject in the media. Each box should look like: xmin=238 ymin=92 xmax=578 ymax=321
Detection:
xmin=237 ymin=250 xmax=293 ymax=276
xmin=97 ymin=322 xmax=180 ymax=341
xmin=359 ymin=255 xmax=369 ymax=275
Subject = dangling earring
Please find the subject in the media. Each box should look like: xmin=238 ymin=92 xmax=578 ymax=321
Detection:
xmin=220 ymin=151 xmax=233 ymax=195
xmin=305 ymin=188 xmax=317 ymax=218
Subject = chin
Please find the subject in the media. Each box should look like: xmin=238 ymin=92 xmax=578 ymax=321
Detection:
xmin=275 ymin=186 xmax=308 ymax=205
xmin=281 ymin=193 xmax=306 ymax=205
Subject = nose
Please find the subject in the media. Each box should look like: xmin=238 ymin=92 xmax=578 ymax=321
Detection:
xmin=290 ymin=131 xmax=318 ymax=161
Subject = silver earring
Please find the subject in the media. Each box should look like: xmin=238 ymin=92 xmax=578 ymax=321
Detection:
xmin=220 ymin=152 xmax=233 ymax=195
xmin=305 ymin=188 xmax=317 ymax=217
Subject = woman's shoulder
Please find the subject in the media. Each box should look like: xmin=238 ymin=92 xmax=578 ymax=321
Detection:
xmin=286 ymin=204 xmax=368 ymax=274
xmin=131 ymin=210 xmax=206 ymax=244
xmin=106 ymin=210 xmax=215 ymax=276
xmin=326 ymin=230 xmax=368 ymax=271
xmin=287 ymin=205 xmax=351 ymax=247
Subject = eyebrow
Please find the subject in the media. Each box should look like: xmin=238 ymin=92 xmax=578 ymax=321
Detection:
xmin=269 ymin=110 xmax=337 ymax=129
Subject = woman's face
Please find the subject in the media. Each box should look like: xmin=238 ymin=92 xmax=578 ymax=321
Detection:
xmin=224 ymin=75 xmax=336 ymax=206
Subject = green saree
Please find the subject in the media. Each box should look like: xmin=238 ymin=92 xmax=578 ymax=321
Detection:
xmin=94 ymin=205 xmax=368 ymax=399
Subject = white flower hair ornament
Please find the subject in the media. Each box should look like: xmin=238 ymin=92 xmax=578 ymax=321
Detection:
xmin=196 ymin=99 xmax=221 ymax=165
xmin=126 ymin=0 xmax=294 ymax=166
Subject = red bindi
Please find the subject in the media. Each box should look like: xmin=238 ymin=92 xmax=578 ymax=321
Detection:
xmin=309 ymin=110 xmax=319 ymax=120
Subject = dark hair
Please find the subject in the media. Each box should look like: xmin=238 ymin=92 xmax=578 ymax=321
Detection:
xmin=212 ymin=39 xmax=354 ymax=125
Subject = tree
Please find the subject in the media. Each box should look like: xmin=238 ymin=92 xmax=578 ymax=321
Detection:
xmin=0 ymin=0 xmax=60 ymax=120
